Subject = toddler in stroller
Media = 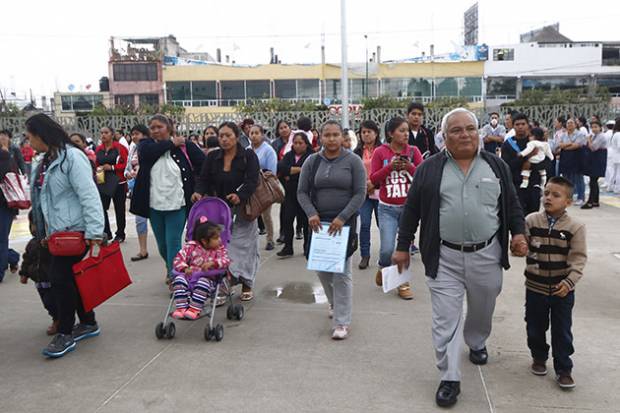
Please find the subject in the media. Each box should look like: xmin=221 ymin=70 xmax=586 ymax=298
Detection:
xmin=171 ymin=218 xmax=230 ymax=320
xmin=156 ymin=197 xmax=244 ymax=341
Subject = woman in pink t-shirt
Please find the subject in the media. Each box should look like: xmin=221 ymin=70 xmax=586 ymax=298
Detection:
xmin=370 ymin=116 xmax=423 ymax=300
xmin=353 ymin=120 xmax=382 ymax=270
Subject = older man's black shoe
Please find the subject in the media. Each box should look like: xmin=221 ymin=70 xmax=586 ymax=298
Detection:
xmin=469 ymin=347 xmax=488 ymax=365
xmin=436 ymin=381 xmax=460 ymax=407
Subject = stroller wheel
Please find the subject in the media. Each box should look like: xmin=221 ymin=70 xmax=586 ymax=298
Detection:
xmin=215 ymin=324 xmax=224 ymax=342
xmin=226 ymin=305 xmax=235 ymax=320
xmin=155 ymin=322 xmax=165 ymax=339
xmin=166 ymin=322 xmax=176 ymax=339
xmin=234 ymin=304 xmax=245 ymax=321
xmin=205 ymin=327 xmax=213 ymax=341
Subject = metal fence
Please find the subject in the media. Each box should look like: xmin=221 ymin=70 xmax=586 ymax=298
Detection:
xmin=2 ymin=103 xmax=618 ymax=141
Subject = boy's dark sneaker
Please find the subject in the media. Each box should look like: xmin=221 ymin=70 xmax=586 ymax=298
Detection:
xmin=530 ymin=359 xmax=547 ymax=376
xmin=556 ymin=373 xmax=576 ymax=389
xmin=72 ymin=323 xmax=100 ymax=342
xmin=42 ymin=334 xmax=76 ymax=358
xmin=295 ymin=230 xmax=303 ymax=240
xmin=276 ymin=248 xmax=294 ymax=258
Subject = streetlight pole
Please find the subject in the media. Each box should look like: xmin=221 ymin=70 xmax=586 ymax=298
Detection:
xmin=340 ymin=0 xmax=349 ymax=129
xmin=365 ymin=34 xmax=368 ymax=99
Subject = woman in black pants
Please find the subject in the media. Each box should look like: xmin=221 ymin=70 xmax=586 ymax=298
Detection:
xmin=582 ymin=120 xmax=607 ymax=209
xmin=95 ymin=126 xmax=128 ymax=242
xmin=276 ymin=132 xmax=313 ymax=257
xmin=25 ymin=114 xmax=105 ymax=358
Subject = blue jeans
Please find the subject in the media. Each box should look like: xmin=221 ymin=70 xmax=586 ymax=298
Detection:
xmin=359 ymin=197 xmax=378 ymax=258
xmin=525 ymin=289 xmax=575 ymax=374
xmin=377 ymin=203 xmax=403 ymax=268
xmin=135 ymin=215 xmax=148 ymax=236
xmin=149 ymin=208 xmax=186 ymax=278
xmin=0 ymin=206 xmax=15 ymax=281
xmin=563 ymin=173 xmax=585 ymax=201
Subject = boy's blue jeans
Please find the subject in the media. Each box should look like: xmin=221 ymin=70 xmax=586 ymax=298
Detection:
xmin=525 ymin=289 xmax=575 ymax=374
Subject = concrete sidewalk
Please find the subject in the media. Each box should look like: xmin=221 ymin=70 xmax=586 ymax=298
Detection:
xmin=0 ymin=202 xmax=619 ymax=413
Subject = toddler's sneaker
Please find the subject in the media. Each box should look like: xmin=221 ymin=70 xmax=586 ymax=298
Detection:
xmin=171 ymin=309 xmax=186 ymax=319
xmin=185 ymin=308 xmax=201 ymax=320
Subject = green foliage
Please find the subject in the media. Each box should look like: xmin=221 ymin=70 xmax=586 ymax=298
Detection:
xmin=236 ymin=99 xmax=327 ymax=115
xmin=83 ymin=103 xmax=185 ymax=117
xmin=360 ymin=96 xmax=405 ymax=109
xmin=360 ymin=96 xmax=470 ymax=110
xmin=0 ymin=103 xmax=23 ymax=117
xmin=502 ymin=87 xmax=610 ymax=106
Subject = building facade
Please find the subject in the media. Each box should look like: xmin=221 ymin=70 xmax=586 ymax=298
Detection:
xmin=162 ymin=61 xmax=485 ymax=113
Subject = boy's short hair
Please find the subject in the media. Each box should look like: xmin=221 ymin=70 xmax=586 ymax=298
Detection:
xmin=530 ymin=127 xmax=545 ymax=141
xmin=407 ymin=101 xmax=425 ymax=115
xmin=546 ymin=176 xmax=574 ymax=199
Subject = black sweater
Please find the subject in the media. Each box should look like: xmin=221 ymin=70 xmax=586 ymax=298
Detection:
xmin=129 ymin=138 xmax=205 ymax=218
xmin=19 ymin=238 xmax=51 ymax=283
xmin=396 ymin=150 xmax=525 ymax=278
xmin=195 ymin=143 xmax=259 ymax=207
xmin=277 ymin=150 xmax=313 ymax=197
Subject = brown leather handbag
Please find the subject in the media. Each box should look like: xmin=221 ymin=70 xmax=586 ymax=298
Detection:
xmin=240 ymin=171 xmax=285 ymax=221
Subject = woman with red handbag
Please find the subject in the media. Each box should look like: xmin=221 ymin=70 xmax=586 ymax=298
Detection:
xmin=25 ymin=114 xmax=105 ymax=358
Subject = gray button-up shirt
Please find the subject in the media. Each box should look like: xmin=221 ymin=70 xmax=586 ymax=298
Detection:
xmin=439 ymin=152 xmax=501 ymax=244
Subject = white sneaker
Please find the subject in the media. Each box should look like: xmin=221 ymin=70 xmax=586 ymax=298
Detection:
xmin=573 ymin=200 xmax=584 ymax=207
xmin=332 ymin=325 xmax=349 ymax=340
xmin=328 ymin=305 xmax=333 ymax=319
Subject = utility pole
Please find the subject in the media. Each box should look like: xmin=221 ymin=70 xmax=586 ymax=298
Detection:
xmin=364 ymin=34 xmax=369 ymax=99
xmin=340 ymin=0 xmax=349 ymax=129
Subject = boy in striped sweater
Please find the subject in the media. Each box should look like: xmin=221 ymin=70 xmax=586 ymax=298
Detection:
xmin=524 ymin=176 xmax=587 ymax=389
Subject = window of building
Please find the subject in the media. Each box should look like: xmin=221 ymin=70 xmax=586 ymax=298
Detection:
xmin=459 ymin=77 xmax=482 ymax=96
xmin=191 ymin=81 xmax=217 ymax=101
xmin=114 ymin=95 xmax=135 ymax=107
xmin=245 ymin=80 xmax=270 ymax=99
xmin=597 ymin=76 xmax=620 ymax=94
xmin=406 ymin=78 xmax=432 ymax=97
xmin=139 ymin=94 xmax=159 ymax=107
xmin=325 ymin=79 xmax=342 ymax=101
xmin=166 ymin=81 xmax=191 ymax=101
xmin=381 ymin=78 xmax=407 ymax=97
xmin=487 ymin=77 xmax=517 ymax=96
xmin=221 ymin=81 xmax=245 ymax=100
xmin=522 ymin=77 xmax=589 ymax=91
xmin=60 ymin=94 xmax=103 ymax=111
xmin=492 ymin=48 xmax=514 ymax=61
xmin=435 ymin=78 xmax=459 ymax=96
xmin=602 ymin=45 xmax=620 ymax=66
xmin=61 ymin=96 xmax=72 ymax=111
xmin=112 ymin=63 xmax=158 ymax=81
xmin=297 ymin=79 xmax=320 ymax=99
xmin=274 ymin=79 xmax=296 ymax=99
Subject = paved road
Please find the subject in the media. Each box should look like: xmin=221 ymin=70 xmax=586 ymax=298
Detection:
xmin=0 ymin=200 xmax=619 ymax=412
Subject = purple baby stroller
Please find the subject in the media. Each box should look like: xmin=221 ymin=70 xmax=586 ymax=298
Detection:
xmin=155 ymin=197 xmax=244 ymax=342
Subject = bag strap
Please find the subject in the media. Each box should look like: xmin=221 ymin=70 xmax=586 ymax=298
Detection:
xmin=506 ymin=136 xmax=520 ymax=154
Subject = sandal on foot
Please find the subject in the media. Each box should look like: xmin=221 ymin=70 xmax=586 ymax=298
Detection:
xmin=240 ymin=291 xmax=254 ymax=301
xmin=131 ymin=253 xmax=149 ymax=262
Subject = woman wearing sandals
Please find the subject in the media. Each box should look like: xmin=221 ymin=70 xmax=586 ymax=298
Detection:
xmin=124 ymin=124 xmax=150 ymax=261
xmin=192 ymin=122 xmax=260 ymax=302
xmin=297 ymin=120 xmax=366 ymax=340
xmin=370 ymin=116 xmax=423 ymax=300
xmin=353 ymin=120 xmax=382 ymax=270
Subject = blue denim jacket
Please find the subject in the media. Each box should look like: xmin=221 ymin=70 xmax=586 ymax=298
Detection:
xmin=32 ymin=147 xmax=104 ymax=240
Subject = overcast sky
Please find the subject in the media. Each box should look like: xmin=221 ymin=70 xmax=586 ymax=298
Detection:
xmin=1 ymin=0 xmax=618 ymax=100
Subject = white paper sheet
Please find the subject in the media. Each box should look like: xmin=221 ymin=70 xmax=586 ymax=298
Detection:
xmin=382 ymin=265 xmax=413 ymax=293
xmin=306 ymin=224 xmax=350 ymax=273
